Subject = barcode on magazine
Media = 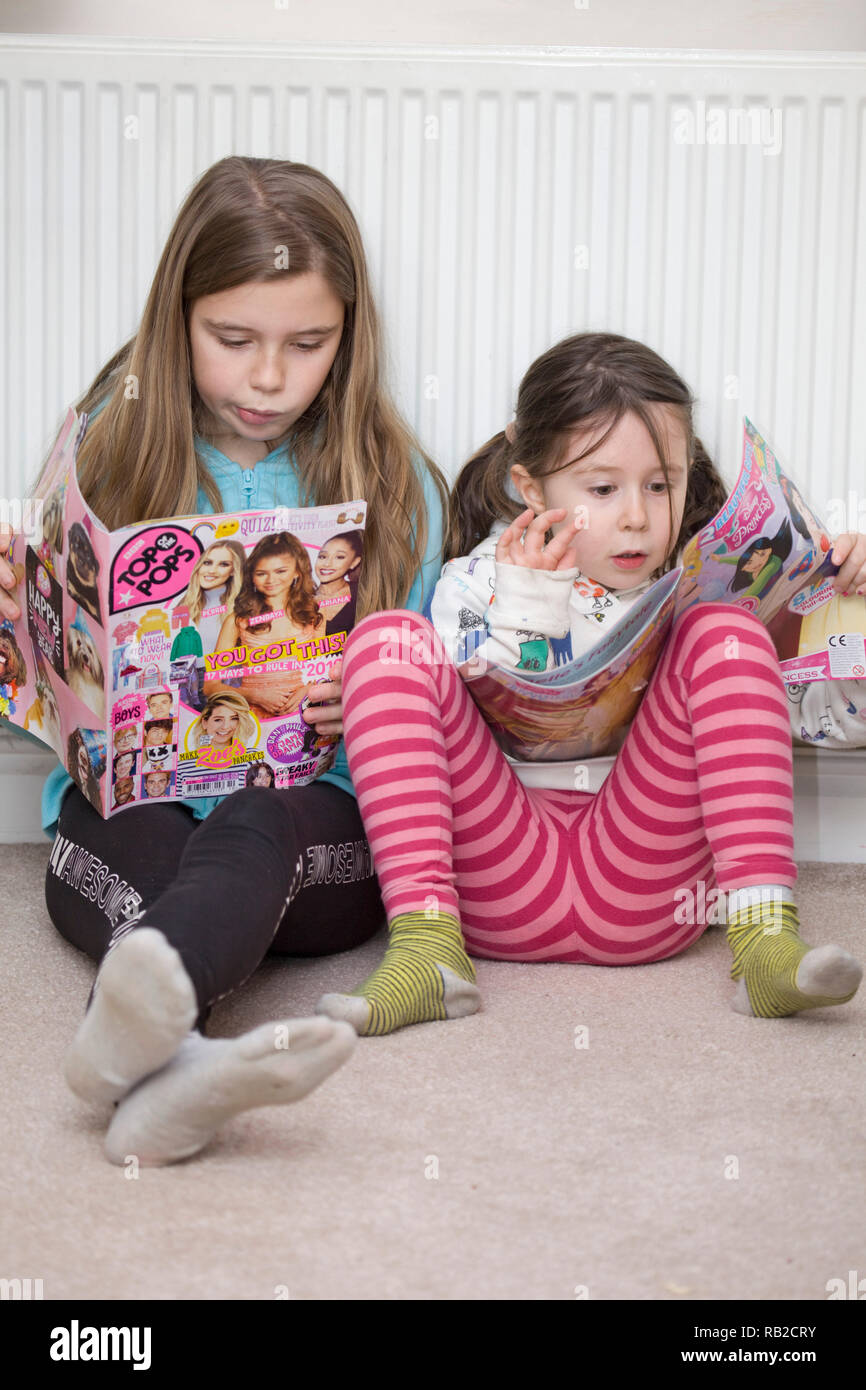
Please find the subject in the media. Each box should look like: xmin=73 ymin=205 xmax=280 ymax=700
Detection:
xmin=175 ymin=771 xmax=246 ymax=796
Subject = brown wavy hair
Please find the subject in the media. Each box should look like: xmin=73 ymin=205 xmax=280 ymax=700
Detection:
xmin=233 ymin=531 xmax=320 ymax=633
xmin=52 ymin=157 xmax=449 ymax=616
xmin=447 ymin=332 xmax=729 ymax=572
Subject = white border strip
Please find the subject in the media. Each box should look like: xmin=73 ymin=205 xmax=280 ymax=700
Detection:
xmin=0 ymin=36 xmax=864 ymax=68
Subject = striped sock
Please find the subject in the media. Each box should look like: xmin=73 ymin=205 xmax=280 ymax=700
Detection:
xmin=316 ymin=912 xmax=480 ymax=1036
xmin=727 ymin=900 xmax=861 ymax=1017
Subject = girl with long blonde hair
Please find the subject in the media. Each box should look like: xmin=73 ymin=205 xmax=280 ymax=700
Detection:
xmin=181 ymin=541 xmax=246 ymax=626
xmin=0 ymin=156 xmax=448 ymax=1167
xmin=188 ymin=689 xmax=258 ymax=750
xmin=170 ymin=538 xmax=246 ymax=660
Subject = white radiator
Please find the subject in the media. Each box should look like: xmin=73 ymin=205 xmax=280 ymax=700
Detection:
xmin=1 ymin=38 xmax=865 ymax=502
xmin=0 ymin=38 xmax=864 ymax=854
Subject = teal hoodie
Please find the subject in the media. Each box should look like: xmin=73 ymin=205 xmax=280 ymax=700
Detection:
xmin=35 ymin=429 xmax=444 ymax=837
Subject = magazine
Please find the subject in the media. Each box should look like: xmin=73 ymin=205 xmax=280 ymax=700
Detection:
xmin=1 ymin=408 xmax=366 ymax=816
xmin=460 ymin=417 xmax=866 ymax=762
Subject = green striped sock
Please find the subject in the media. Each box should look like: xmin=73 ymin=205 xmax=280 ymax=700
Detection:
xmin=316 ymin=912 xmax=480 ymax=1036
xmin=727 ymin=901 xmax=861 ymax=1017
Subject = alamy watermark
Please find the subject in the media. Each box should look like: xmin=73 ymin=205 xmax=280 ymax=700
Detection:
xmin=824 ymin=492 xmax=866 ymax=534
xmin=0 ymin=1276 xmax=44 ymax=1299
xmin=673 ymin=102 xmax=782 ymax=157
xmin=0 ymin=497 xmax=43 ymax=543
xmin=674 ymin=881 xmax=791 ymax=928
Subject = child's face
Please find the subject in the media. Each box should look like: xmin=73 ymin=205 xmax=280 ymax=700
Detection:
xmin=199 ymin=547 xmax=235 ymax=591
xmin=511 ymin=407 xmax=690 ymax=591
xmin=147 ymin=693 xmax=173 ymax=719
xmin=252 ymin=765 xmax=271 ymax=786
xmin=188 ymin=275 xmax=345 ymax=451
xmin=317 ymin=538 xmax=358 ymax=583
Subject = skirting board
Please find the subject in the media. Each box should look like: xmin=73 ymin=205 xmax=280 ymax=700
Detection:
xmin=0 ymin=735 xmax=863 ymax=862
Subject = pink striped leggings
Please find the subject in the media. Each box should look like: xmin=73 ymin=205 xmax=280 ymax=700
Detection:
xmin=341 ymin=605 xmax=797 ymax=964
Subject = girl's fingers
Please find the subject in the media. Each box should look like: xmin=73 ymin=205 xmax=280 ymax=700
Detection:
xmin=557 ymin=542 xmax=583 ymax=573
xmin=545 ymin=516 xmax=584 ymax=567
xmin=831 ymin=532 xmax=866 ymax=592
xmin=305 ymin=702 xmax=343 ymax=731
xmin=830 ymin=533 xmax=855 ymax=567
xmin=496 ymin=508 xmax=581 ymax=569
xmin=532 ymin=508 xmax=568 ymax=530
xmin=306 ymin=680 xmax=340 ymax=705
xmin=495 ymin=511 xmax=532 ymax=565
xmin=521 ymin=512 xmax=551 ymax=561
xmin=494 ymin=526 xmax=516 ymax=565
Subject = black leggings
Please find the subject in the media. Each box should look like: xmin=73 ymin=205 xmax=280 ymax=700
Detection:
xmin=45 ymin=784 xmax=385 ymax=1027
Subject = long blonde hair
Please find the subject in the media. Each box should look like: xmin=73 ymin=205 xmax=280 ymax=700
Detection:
xmin=182 ymin=540 xmax=246 ymax=624
xmin=189 ymin=689 xmax=258 ymax=748
xmin=65 ymin=157 xmax=449 ymax=615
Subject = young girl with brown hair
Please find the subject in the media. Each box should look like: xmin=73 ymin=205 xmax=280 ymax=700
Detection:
xmin=0 ymin=155 xmax=448 ymax=1165
xmin=211 ymin=531 xmax=326 ymax=718
xmin=321 ymin=332 xmax=866 ymax=1035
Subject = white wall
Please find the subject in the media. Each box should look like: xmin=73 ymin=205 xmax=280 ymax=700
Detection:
xmin=2 ymin=0 xmax=865 ymax=51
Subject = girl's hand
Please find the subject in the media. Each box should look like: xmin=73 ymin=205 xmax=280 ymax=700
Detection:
xmin=237 ymin=681 xmax=304 ymax=717
xmin=276 ymin=682 xmax=310 ymax=716
xmin=301 ymin=664 xmax=343 ymax=737
xmin=495 ymin=508 xmax=582 ymax=572
xmin=830 ymin=533 xmax=866 ymax=595
xmin=259 ymin=690 xmax=300 ymax=715
xmin=0 ymin=525 xmax=21 ymax=621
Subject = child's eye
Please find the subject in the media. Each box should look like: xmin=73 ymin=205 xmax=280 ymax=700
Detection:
xmin=217 ymin=337 xmax=322 ymax=352
xmin=589 ymin=485 xmax=615 ymax=497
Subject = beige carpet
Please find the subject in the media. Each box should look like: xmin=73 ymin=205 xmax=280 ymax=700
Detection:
xmin=2 ymin=844 xmax=864 ymax=1301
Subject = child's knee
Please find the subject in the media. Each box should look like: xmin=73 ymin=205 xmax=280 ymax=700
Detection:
xmin=343 ymin=610 xmax=439 ymax=675
xmin=670 ymin=601 xmax=775 ymax=664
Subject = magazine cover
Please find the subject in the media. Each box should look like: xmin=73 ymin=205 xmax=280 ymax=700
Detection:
xmin=676 ymin=418 xmax=866 ymax=684
xmin=460 ymin=417 xmax=864 ymax=761
xmin=2 ymin=408 xmax=366 ymax=816
xmin=460 ymin=569 xmax=682 ymax=762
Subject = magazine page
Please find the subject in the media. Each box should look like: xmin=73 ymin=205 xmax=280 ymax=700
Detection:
xmin=3 ymin=408 xmax=113 ymax=816
xmin=105 ymin=499 xmax=365 ymax=814
xmin=1 ymin=407 xmax=367 ymax=818
xmin=459 ymin=569 xmax=681 ymax=761
xmin=676 ymin=417 xmax=864 ymax=682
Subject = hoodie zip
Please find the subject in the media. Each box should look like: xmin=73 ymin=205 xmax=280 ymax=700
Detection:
xmin=240 ymin=467 xmax=256 ymax=509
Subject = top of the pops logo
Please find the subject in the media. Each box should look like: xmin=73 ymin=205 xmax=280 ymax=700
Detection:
xmin=110 ymin=526 xmax=202 ymax=615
